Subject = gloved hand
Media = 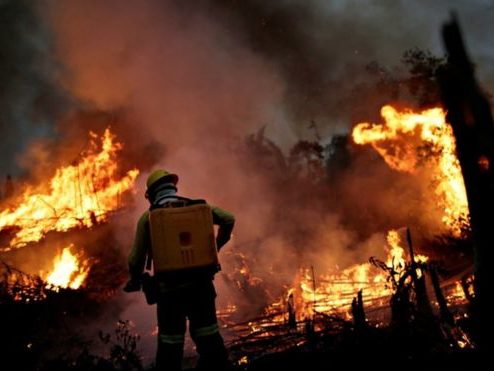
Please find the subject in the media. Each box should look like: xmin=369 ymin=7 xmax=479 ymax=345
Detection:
xmin=123 ymin=279 xmax=141 ymax=293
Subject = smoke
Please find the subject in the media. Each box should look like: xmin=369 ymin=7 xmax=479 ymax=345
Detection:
xmin=2 ymin=0 xmax=493 ymax=362
xmin=0 ymin=0 xmax=69 ymax=177
xmin=166 ymin=0 xmax=494 ymax=139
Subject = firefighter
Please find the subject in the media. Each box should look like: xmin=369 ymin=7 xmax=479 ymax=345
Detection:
xmin=124 ymin=169 xmax=235 ymax=371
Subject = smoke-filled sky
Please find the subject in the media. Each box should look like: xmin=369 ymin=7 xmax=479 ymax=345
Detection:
xmin=1 ymin=0 xmax=494 ymax=176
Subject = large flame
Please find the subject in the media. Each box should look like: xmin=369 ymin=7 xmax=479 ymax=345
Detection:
xmin=0 ymin=128 xmax=139 ymax=251
xmin=352 ymin=105 xmax=469 ymax=236
xmin=261 ymin=105 xmax=469 ymax=324
xmin=45 ymin=245 xmax=90 ymax=290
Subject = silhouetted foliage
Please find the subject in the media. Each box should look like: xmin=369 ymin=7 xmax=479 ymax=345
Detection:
xmin=402 ymin=48 xmax=446 ymax=107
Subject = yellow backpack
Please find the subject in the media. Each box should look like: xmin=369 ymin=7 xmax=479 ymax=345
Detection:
xmin=149 ymin=203 xmax=219 ymax=273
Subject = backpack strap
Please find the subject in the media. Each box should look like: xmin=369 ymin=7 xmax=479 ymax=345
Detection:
xmin=150 ymin=196 xmax=207 ymax=210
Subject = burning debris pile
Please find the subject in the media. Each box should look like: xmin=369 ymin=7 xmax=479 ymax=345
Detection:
xmin=0 ymin=128 xmax=138 ymax=295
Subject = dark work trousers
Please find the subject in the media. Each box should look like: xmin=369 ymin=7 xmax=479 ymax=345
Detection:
xmin=156 ymin=279 xmax=229 ymax=371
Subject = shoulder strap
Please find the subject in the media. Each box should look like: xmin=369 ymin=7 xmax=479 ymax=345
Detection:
xmin=149 ymin=196 xmax=207 ymax=210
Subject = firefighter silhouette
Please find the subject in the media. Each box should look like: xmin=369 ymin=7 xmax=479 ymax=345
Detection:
xmin=125 ymin=170 xmax=234 ymax=370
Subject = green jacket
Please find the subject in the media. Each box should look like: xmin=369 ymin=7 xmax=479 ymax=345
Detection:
xmin=128 ymin=204 xmax=235 ymax=281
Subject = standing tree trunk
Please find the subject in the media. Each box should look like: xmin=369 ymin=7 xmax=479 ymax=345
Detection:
xmin=437 ymin=15 xmax=494 ymax=352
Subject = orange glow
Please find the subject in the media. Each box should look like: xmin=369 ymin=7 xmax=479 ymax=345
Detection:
xmin=0 ymin=128 xmax=139 ymax=251
xmin=352 ymin=105 xmax=469 ymax=236
xmin=264 ymin=229 xmax=428 ymax=321
xmin=260 ymin=105 xmax=469 ymax=325
xmin=235 ymin=105 xmax=470 ymax=332
xmin=45 ymin=245 xmax=90 ymax=290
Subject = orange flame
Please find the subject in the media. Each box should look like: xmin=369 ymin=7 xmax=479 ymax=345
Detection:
xmin=0 ymin=128 xmax=139 ymax=251
xmin=352 ymin=105 xmax=469 ymax=236
xmin=275 ymin=229 xmax=430 ymax=320
xmin=263 ymin=105 xmax=469 ymax=323
xmin=248 ymin=105 xmax=470 ymax=340
xmin=45 ymin=245 xmax=90 ymax=290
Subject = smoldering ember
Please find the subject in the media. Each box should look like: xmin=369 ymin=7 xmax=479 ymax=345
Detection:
xmin=1 ymin=1 xmax=493 ymax=370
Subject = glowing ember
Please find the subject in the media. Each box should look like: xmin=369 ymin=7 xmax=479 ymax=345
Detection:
xmin=447 ymin=278 xmax=474 ymax=306
xmin=352 ymin=105 xmax=469 ymax=236
xmin=45 ymin=245 xmax=89 ymax=290
xmin=238 ymin=356 xmax=249 ymax=365
xmin=0 ymin=128 xmax=139 ymax=251
xmin=448 ymin=282 xmax=467 ymax=304
xmin=0 ymin=268 xmax=47 ymax=302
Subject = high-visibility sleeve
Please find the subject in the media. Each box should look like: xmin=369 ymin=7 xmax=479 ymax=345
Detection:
xmin=128 ymin=210 xmax=151 ymax=280
xmin=212 ymin=206 xmax=235 ymax=250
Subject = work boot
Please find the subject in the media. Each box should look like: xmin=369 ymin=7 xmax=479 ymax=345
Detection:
xmin=156 ymin=342 xmax=183 ymax=371
xmin=194 ymin=333 xmax=230 ymax=370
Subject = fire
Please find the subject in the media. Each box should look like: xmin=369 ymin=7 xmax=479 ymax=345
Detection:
xmin=260 ymin=105 xmax=470 ymax=325
xmin=0 ymin=128 xmax=139 ymax=251
xmin=385 ymin=229 xmax=428 ymax=278
xmin=264 ymin=229 xmax=425 ymax=322
xmin=448 ymin=282 xmax=467 ymax=305
xmin=352 ymin=105 xmax=469 ymax=236
xmin=246 ymin=105 xmax=470 ymax=332
xmin=0 ymin=267 xmax=48 ymax=302
xmin=45 ymin=245 xmax=90 ymax=290
xmin=294 ymin=264 xmax=387 ymax=319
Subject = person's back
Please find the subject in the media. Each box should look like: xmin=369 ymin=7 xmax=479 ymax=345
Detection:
xmin=125 ymin=170 xmax=234 ymax=371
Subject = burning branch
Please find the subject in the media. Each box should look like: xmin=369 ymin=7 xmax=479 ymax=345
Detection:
xmin=0 ymin=128 xmax=139 ymax=251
